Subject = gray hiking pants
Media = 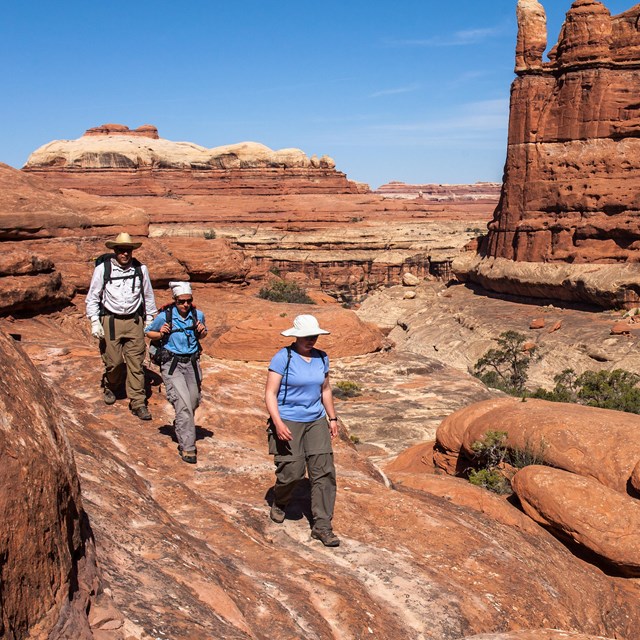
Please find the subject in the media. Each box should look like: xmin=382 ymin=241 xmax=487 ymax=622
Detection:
xmin=161 ymin=358 xmax=202 ymax=453
xmin=268 ymin=417 xmax=336 ymax=532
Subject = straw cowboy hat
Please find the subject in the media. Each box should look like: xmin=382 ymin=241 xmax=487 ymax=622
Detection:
xmin=281 ymin=314 xmax=330 ymax=337
xmin=105 ymin=232 xmax=142 ymax=250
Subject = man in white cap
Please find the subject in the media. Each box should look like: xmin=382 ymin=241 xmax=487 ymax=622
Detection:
xmin=145 ymin=281 xmax=207 ymax=463
xmin=86 ymin=232 xmax=157 ymax=420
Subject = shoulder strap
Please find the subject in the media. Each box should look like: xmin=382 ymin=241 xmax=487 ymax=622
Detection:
xmin=281 ymin=346 xmax=293 ymax=406
xmin=102 ymin=258 xmax=112 ymax=290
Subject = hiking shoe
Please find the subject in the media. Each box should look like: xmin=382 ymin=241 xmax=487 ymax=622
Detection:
xmin=311 ymin=529 xmax=340 ymax=547
xmin=179 ymin=449 xmax=197 ymax=464
xmin=131 ymin=405 xmax=152 ymax=421
xmin=103 ymin=387 xmax=116 ymax=405
xmin=269 ymin=503 xmax=286 ymax=524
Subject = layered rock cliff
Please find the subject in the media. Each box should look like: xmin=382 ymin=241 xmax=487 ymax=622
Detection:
xmin=23 ymin=124 xmax=364 ymax=196
xmin=463 ymin=1 xmax=640 ymax=308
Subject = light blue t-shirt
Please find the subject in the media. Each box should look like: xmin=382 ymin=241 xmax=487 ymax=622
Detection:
xmin=269 ymin=346 xmax=329 ymax=422
xmin=146 ymin=305 xmax=205 ymax=355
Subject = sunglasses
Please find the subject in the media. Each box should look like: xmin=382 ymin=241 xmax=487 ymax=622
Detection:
xmin=114 ymin=247 xmax=132 ymax=254
xmin=176 ymin=298 xmax=193 ymax=305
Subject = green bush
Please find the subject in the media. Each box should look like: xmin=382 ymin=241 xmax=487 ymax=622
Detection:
xmin=473 ymin=331 xmax=533 ymax=396
xmin=468 ymin=468 xmax=511 ymax=494
xmin=203 ymin=229 xmax=216 ymax=240
xmin=258 ymin=279 xmax=315 ymax=304
xmin=533 ymin=368 xmax=640 ymax=414
xmin=334 ymin=380 xmax=362 ymax=399
xmin=467 ymin=429 xmax=548 ymax=495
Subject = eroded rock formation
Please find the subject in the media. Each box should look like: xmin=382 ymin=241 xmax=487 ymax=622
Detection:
xmin=466 ymin=1 xmax=640 ymax=308
xmin=22 ymin=124 xmax=363 ymax=196
xmin=434 ymin=396 xmax=640 ymax=574
xmin=0 ymin=329 xmax=98 ymax=637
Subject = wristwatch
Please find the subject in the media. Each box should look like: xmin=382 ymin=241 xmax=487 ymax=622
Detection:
xmin=328 ymin=417 xmax=338 ymax=422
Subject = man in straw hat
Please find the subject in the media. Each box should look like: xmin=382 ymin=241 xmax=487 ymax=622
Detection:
xmin=86 ymin=232 xmax=157 ymax=420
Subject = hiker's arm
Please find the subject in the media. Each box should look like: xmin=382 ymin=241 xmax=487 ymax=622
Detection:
xmin=145 ymin=320 xmax=170 ymax=341
xmin=265 ymin=371 xmax=292 ymax=440
xmin=85 ymin=264 xmax=105 ymax=320
xmin=321 ymin=374 xmax=338 ymax=439
xmin=141 ymin=265 xmax=158 ymax=317
xmin=195 ymin=312 xmax=207 ymax=339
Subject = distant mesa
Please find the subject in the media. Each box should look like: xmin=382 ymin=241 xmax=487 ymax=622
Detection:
xmin=376 ymin=181 xmax=501 ymax=202
xmin=458 ymin=1 xmax=640 ymax=309
xmin=23 ymin=124 xmax=365 ymax=196
xmin=83 ymin=123 xmax=160 ymax=139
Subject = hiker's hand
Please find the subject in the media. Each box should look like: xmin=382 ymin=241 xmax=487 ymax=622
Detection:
xmin=144 ymin=315 xmax=154 ymax=330
xmin=159 ymin=323 xmax=171 ymax=336
xmin=195 ymin=320 xmax=207 ymax=336
xmin=90 ymin=318 xmax=104 ymax=339
xmin=275 ymin=423 xmax=293 ymax=441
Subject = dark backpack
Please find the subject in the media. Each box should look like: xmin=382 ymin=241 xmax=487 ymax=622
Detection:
xmin=149 ymin=303 xmax=200 ymax=366
xmin=94 ymin=253 xmax=146 ymax=317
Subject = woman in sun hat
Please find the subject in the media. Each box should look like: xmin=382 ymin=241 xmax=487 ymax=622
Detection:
xmin=264 ymin=314 xmax=340 ymax=547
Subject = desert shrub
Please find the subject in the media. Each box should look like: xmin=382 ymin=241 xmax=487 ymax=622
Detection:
xmin=258 ymin=279 xmax=315 ymax=304
xmin=334 ymin=380 xmax=362 ymax=399
xmin=468 ymin=468 xmax=511 ymax=494
xmin=473 ymin=331 xmax=533 ymax=395
xmin=203 ymin=229 xmax=216 ymax=240
xmin=508 ymin=435 xmax=548 ymax=469
xmin=532 ymin=368 xmax=579 ymax=403
xmin=533 ymin=368 xmax=640 ymax=414
xmin=576 ymin=369 xmax=640 ymax=413
xmin=467 ymin=429 xmax=548 ymax=494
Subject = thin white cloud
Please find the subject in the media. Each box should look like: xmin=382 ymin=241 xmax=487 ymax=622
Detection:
xmin=368 ymin=98 xmax=509 ymax=136
xmin=369 ymin=84 xmax=420 ymax=98
xmin=385 ymin=25 xmax=504 ymax=47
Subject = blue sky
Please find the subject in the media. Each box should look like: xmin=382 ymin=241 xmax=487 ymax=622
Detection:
xmin=1 ymin=1 xmax=633 ymax=188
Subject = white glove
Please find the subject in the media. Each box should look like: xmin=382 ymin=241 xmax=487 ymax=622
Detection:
xmin=90 ymin=317 xmax=104 ymax=339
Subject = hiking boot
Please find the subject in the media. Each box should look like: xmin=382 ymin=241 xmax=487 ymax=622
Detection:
xmin=179 ymin=449 xmax=197 ymax=464
xmin=103 ymin=387 xmax=116 ymax=405
xmin=311 ymin=529 xmax=340 ymax=547
xmin=269 ymin=503 xmax=286 ymax=524
xmin=131 ymin=405 xmax=152 ymax=421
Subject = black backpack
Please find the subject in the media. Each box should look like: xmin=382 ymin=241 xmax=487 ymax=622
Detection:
xmin=149 ymin=303 xmax=200 ymax=366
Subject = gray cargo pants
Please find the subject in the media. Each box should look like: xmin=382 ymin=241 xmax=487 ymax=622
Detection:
xmin=268 ymin=416 xmax=337 ymax=532
xmin=161 ymin=358 xmax=202 ymax=453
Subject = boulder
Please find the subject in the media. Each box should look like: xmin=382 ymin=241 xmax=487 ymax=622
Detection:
xmin=512 ymin=465 xmax=640 ymax=575
xmin=209 ymin=304 xmax=385 ymax=361
xmin=402 ymin=272 xmax=420 ymax=286
xmin=157 ymin=236 xmax=250 ymax=283
xmin=435 ymin=397 xmax=640 ymax=495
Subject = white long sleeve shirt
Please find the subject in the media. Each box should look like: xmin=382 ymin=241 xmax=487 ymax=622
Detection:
xmin=85 ymin=259 xmax=157 ymax=320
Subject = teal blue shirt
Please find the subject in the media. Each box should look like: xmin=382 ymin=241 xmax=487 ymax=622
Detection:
xmin=146 ymin=306 xmax=205 ymax=355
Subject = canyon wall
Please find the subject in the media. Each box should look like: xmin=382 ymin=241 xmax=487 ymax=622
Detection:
xmin=462 ymin=0 xmax=640 ymax=308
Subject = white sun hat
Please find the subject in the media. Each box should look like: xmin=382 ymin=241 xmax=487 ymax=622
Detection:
xmin=281 ymin=314 xmax=330 ymax=337
xmin=169 ymin=281 xmax=192 ymax=297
